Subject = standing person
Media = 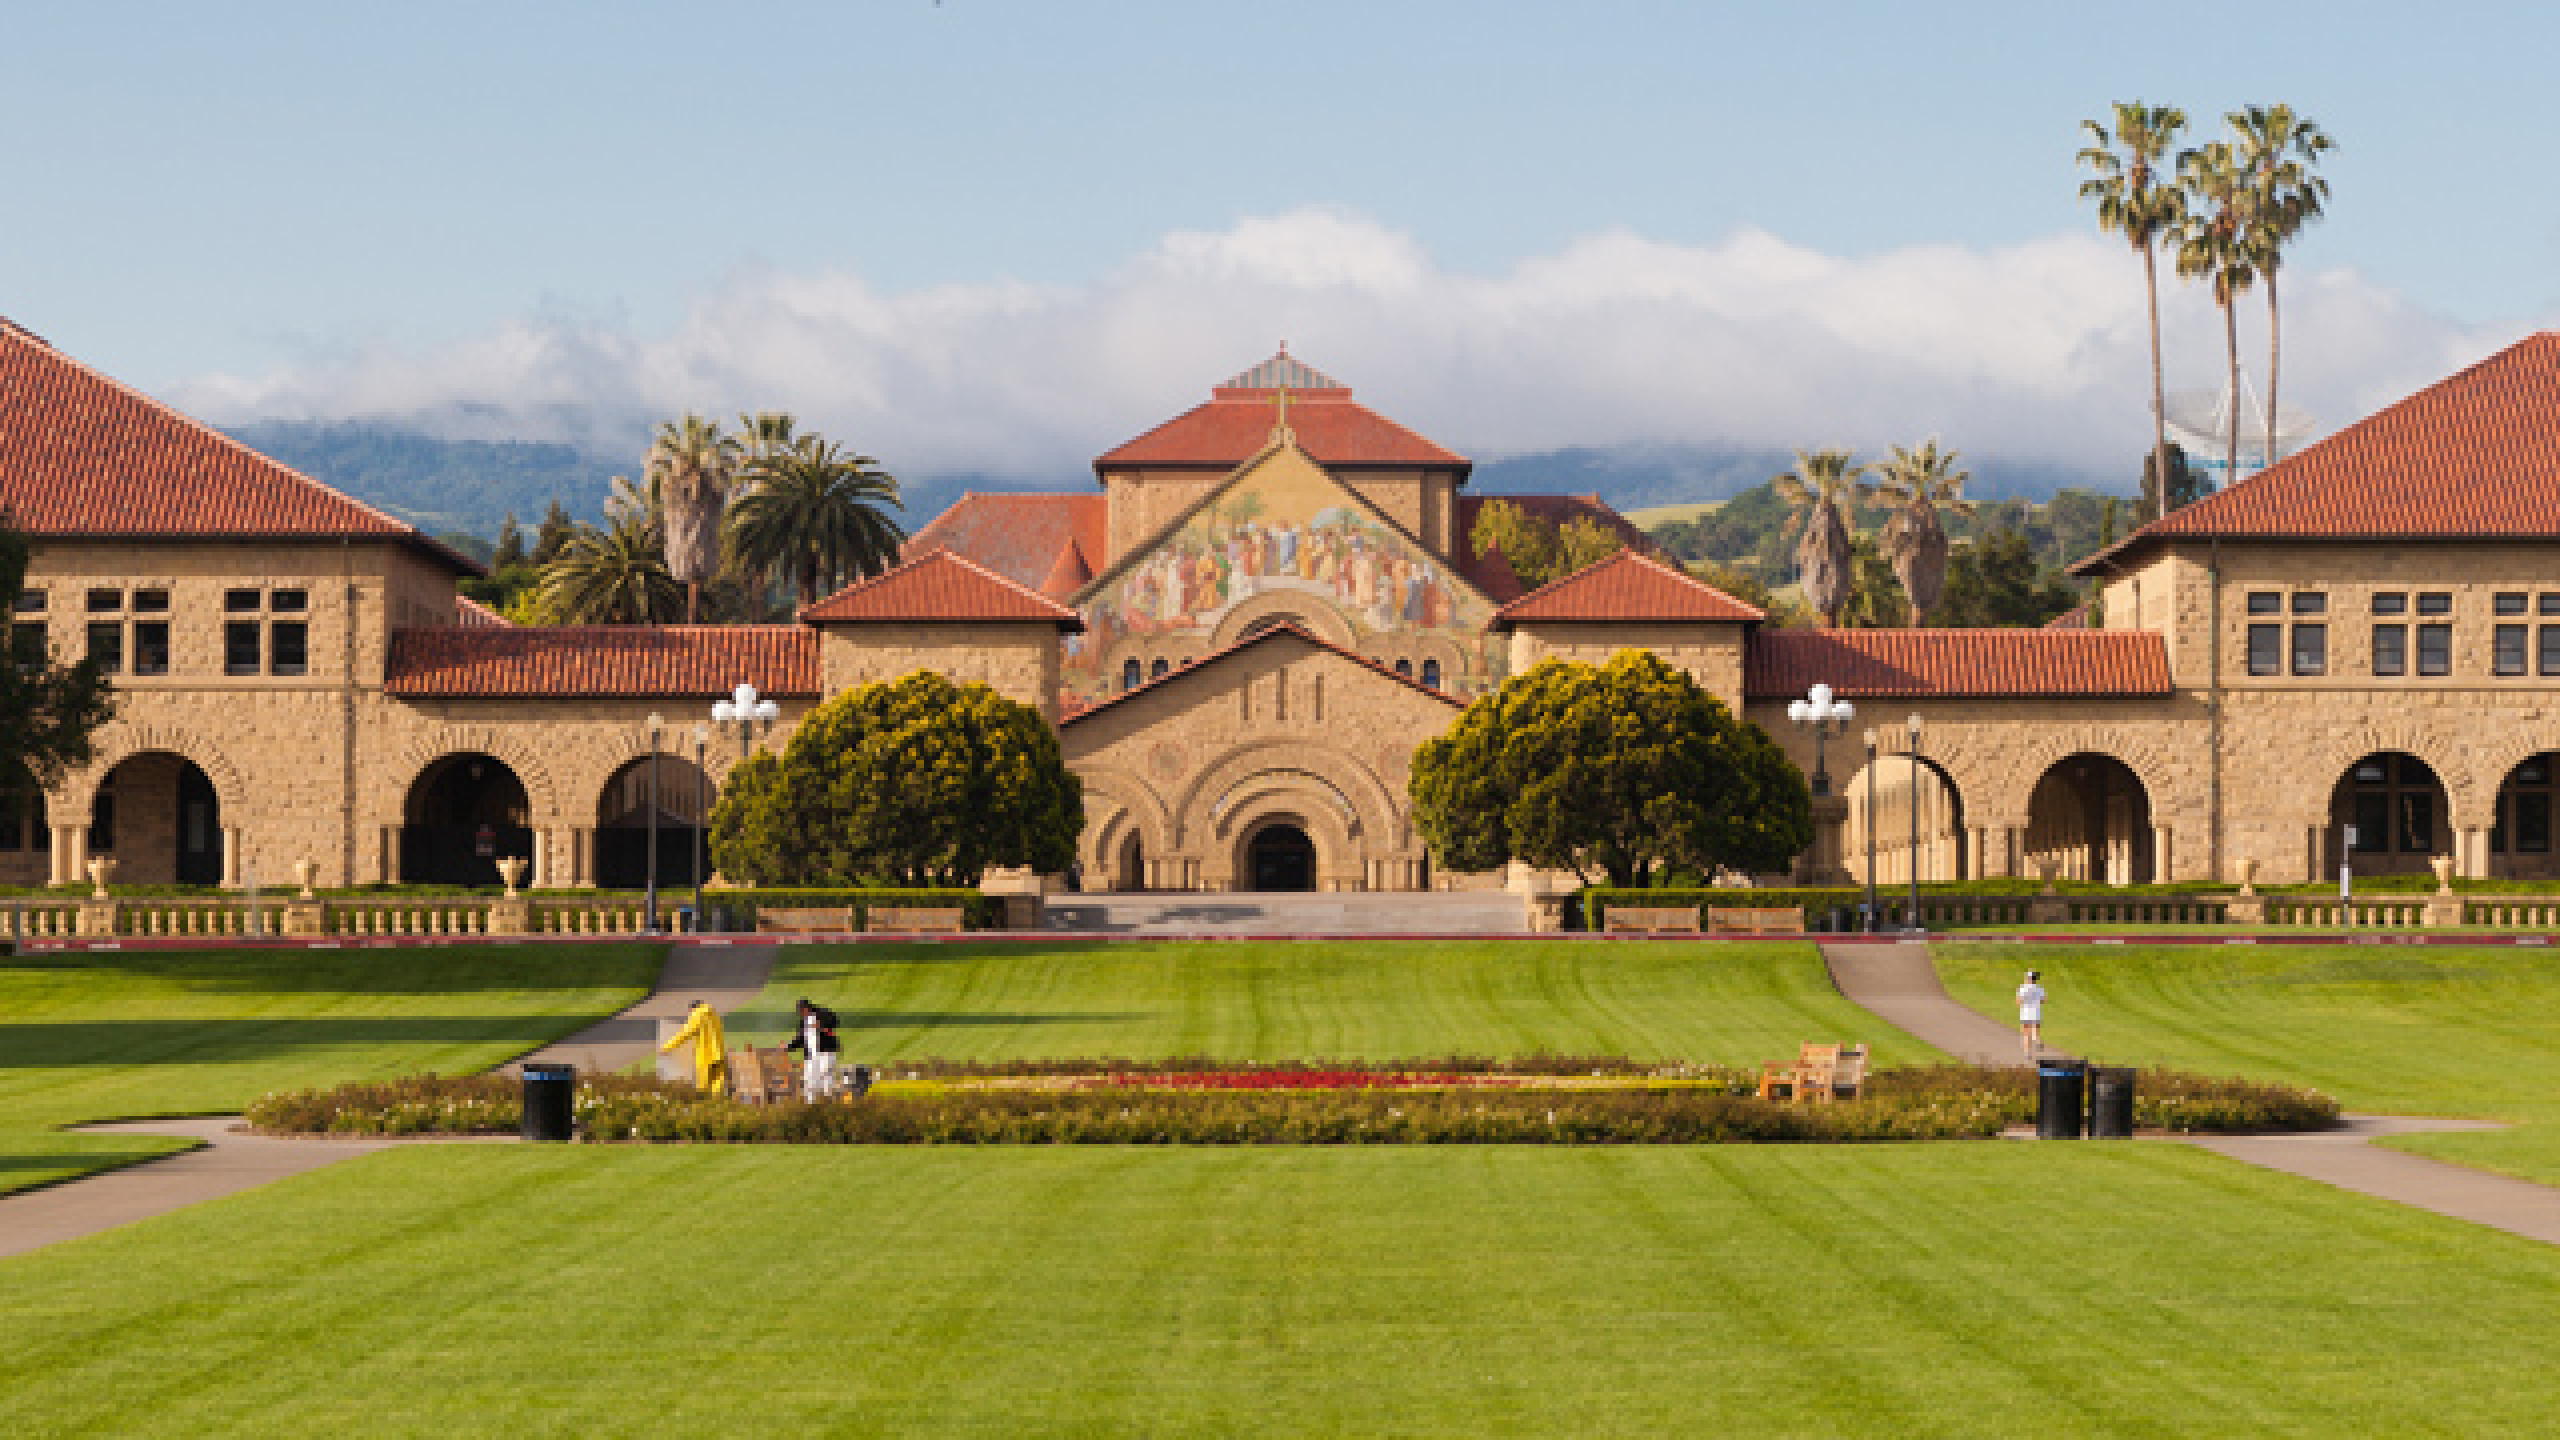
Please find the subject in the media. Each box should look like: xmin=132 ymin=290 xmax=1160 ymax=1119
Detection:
xmin=783 ymin=996 xmax=841 ymax=1099
xmin=2016 ymin=970 xmax=2047 ymax=1060
xmin=659 ymin=999 xmax=730 ymax=1095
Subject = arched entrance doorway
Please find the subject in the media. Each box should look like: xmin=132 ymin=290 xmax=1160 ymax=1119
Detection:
xmin=594 ymin=753 xmax=713 ymax=890
xmin=2327 ymin=752 xmax=2447 ymax=878
xmin=1842 ymin=754 xmax=1967 ymax=884
xmin=2024 ymin=754 xmax=2155 ymax=885
xmin=1114 ymin=830 xmax=1147 ymax=892
xmin=402 ymin=754 xmax=532 ymax=887
xmin=1245 ymin=822 xmax=1316 ymax=892
xmin=88 ymin=753 xmax=224 ymax=886
xmin=2490 ymin=753 xmax=2559 ymax=881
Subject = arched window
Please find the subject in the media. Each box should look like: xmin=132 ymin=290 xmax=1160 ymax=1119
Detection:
xmin=1421 ymin=659 xmax=1442 ymax=688
xmin=1121 ymin=658 xmax=1142 ymax=691
xmin=1150 ymin=657 xmax=1170 ymax=680
xmin=1394 ymin=658 xmax=1414 ymax=678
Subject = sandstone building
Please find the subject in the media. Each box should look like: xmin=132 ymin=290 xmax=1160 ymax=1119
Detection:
xmin=4 ymin=320 xmax=2557 ymax=895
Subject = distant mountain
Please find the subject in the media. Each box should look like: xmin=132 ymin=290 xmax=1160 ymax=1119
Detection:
xmin=1472 ymin=443 xmax=2122 ymax=510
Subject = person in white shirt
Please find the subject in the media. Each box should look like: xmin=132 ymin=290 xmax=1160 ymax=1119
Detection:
xmin=783 ymin=997 xmax=841 ymax=1099
xmin=2016 ymin=970 xmax=2046 ymax=1059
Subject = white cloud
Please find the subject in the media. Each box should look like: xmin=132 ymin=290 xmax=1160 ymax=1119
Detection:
xmin=174 ymin=208 xmax=2538 ymax=482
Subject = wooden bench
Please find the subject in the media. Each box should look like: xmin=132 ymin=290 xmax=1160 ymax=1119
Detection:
xmin=727 ymin=1045 xmax=799 ymax=1105
xmin=1602 ymin=905 xmax=1701 ymax=934
xmin=1707 ymin=906 xmax=1806 ymax=935
xmin=758 ymin=906 xmax=852 ymax=935
xmin=1757 ymin=1042 xmax=1868 ymax=1103
xmin=864 ymin=906 xmax=969 ymax=935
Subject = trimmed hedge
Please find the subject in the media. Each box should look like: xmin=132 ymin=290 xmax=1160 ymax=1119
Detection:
xmin=1580 ymin=887 xmax=1868 ymax=932
xmin=699 ymin=887 xmax=998 ymax=932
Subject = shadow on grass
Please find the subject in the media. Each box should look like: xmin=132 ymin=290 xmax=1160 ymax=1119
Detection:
xmin=0 ymin=1144 xmax=191 ymax=1177
xmin=0 ymin=945 xmax=666 ymax=995
xmin=0 ymin=1016 xmax=639 ymax=1066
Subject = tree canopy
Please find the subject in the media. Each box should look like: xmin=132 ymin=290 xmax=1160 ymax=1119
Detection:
xmin=707 ymin=671 xmax=1082 ymax=888
xmin=1409 ymin=650 xmax=1811 ymax=888
xmin=0 ymin=517 xmax=115 ymax=790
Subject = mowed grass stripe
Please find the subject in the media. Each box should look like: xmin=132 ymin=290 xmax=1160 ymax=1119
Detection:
xmin=6 ymin=1144 xmax=2560 ymax=1437
xmin=743 ymin=940 xmax=1920 ymax=1067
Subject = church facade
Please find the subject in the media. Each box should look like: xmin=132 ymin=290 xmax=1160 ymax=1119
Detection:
xmin=5 ymin=319 xmax=2559 ymax=897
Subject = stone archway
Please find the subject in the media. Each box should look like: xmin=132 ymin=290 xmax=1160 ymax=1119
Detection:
xmin=1077 ymin=766 xmax=1171 ymax=891
xmin=1841 ymin=751 xmax=1968 ymax=885
xmin=2489 ymin=752 xmax=2560 ymax=881
xmin=402 ymin=753 xmax=533 ymax=887
xmin=2327 ymin=751 xmax=2450 ymax=880
xmin=86 ymin=753 xmax=227 ymax=887
xmin=1240 ymin=820 xmax=1317 ymax=892
xmin=2023 ymin=753 xmax=2155 ymax=886
xmin=1207 ymin=777 xmax=1361 ymax=891
xmin=593 ymin=751 xmax=714 ymax=891
xmin=1210 ymin=590 xmax=1357 ymax=650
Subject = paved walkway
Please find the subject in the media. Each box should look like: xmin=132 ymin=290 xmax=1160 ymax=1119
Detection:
xmin=0 ymin=941 xmax=778 ymax=1260
xmin=1819 ymin=940 xmax=2560 ymax=1247
xmin=1045 ymin=891 xmax=1528 ymax=935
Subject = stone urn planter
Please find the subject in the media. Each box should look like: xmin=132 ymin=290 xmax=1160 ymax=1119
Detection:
xmin=2430 ymin=853 xmax=2455 ymax=896
xmin=86 ymin=855 xmax=118 ymax=899
xmin=2033 ymin=856 xmax=2061 ymax=896
xmin=293 ymin=859 xmax=317 ymax=900
xmin=496 ymin=856 xmax=528 ymax=899
xmin=2237 ymin=858 xmax=2259 ymax=898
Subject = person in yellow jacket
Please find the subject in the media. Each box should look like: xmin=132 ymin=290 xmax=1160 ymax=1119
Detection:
xmin=659 ymin=999 xmax=730 ymax=1095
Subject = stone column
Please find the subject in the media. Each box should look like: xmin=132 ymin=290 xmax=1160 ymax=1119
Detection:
xmin=530 ymin=828 xmax=553 ymax=889
xmin=220 ymin=825 xmax=243 ymax=889
xmin=380 ymin=825 xmax=401 ymax=884
xmin=54 ymin=823 xmax=88 ymax=889
xmin=571 ymin=827 xmax=595 ymax=888
xmin=2460 ymin=826 xmax=2489 ymax=879
xmin=1797 ymin=795 xmax=1852 ymax=886
xmin=2151 ymin=824 xmax=2174 ymax=884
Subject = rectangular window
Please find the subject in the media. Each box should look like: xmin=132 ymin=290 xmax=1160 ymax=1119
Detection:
xmin=2291 ymin=623 xmax=2327 ymax=675
xmin=224 ymin=589 xmax=262 ymax=613
xmin=2352 ymin=793 xmax=2389 ymax=852
xmin=2247 ymin=623 xmax=2283 ymax=676
xmin=2418 ymin=624 xmax=2453 ymax=675
xmin=270 ymin=621 xmax=308 ymax=676
xmin=2543 ymin=593 xmax=2560 ymax=617
xmin=2417 ymin=592 xmax=2453 ymax=616
xmin=85 ymin=588 xmax=121 ymax=613
xmin=224 ymin=621 xmax=261 ymax=676
xmin=133 ymin=588 xmax=169 ymax=613
xmin=2544 ymin=626 xmax=2560 ymax=677
xmin=2372 ymin=592 xmax=2408 ymax=615
xmin=133 ymin=621 xmax=170 ymax=677
xmin=2291 ymin=591 xmax=2327 ymax=615
xmin=2497 ymin=592 xmax=2529 ymax=616
xmin=271 ymin=589 xmax=308 ymax=613
xmin=2373 ymin=624 xmax=2407 ymax=676
xmin=2246 ymin=592 xmax=2283 ymax=616
xmin=2496 ymin=624 xmax=2529 ymax=675
xmin=14 ymin=588 xmax=44 ymax=614
xmin=85 ymin=622 xmax=122 ymax=673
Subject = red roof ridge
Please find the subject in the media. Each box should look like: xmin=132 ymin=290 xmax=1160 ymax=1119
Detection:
xmin=1062 ymin=621 xmax=1463 ymax=726
xmin=1492 ymin=547 xmax=1763 ymax=626
xmin=385 ymin=623 xmax=818 ymax=698
xmin=1039 ymin=537 xmax=1094 ymax=601
xmin=802 ymin=547 xmax=1083 ymax=629
xmin=1744 ymin=627 xmax=2171 ymax=699
xmin=0 ymin=325 xmax=473 ymax=572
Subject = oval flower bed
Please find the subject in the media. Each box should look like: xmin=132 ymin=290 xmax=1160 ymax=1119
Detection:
xmin=247 ymin=1060 xmax=2337 ymax=1144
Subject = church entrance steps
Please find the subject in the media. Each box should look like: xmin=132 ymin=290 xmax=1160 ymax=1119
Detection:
xmin=1046 ymin=891 xmax=1529 ymax=935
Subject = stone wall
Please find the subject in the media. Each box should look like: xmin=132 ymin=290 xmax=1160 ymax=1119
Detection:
xmin=1505 ymin=622 xmax=1747 ymax=712
xmin=819 ymin=622 xmax=1060 ymax=722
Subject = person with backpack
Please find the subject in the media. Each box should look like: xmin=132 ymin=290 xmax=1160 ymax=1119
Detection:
xmin=783 ymin=996 xmax=842 ymax=1099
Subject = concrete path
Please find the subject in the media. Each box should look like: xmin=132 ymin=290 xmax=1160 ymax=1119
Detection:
xmin=0 ymin=941 xmax=777 ymax=1260
xmin=1819 ymin=940 xmax=2560 ymax=1247
xmin=1046 ymin=891 xmax=1528 ymax=935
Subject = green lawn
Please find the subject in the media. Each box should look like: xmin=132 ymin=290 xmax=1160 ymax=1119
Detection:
xmin=1935 ymin=941 xmax=2560 ymax=1183
xmin=6 ymin=1143 xmax=2557 ymax=1437
xmin=0 ymin=944 xmax=660 ymax=1192
xmin=732 ymin=939 xmax=1924 ymax=1068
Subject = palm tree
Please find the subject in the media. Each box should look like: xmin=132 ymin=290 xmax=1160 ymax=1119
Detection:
xmin=2232 ymin=105 xmax=2333 ymax=470
xmin=534 ymin=488 xmax=684 ymax=624
xmin=2079 ymin=103 xmax=2188 ymax=522
xmin=726 ymin=437 xmax=909 ymax=607
xmin=646 ymin=414 xmax=740 ymax=623
xmin=1866 ymin=439 xmax=1977 ymax=626
xmin=2176 ymin=140 xmax=2258 ymax=488
xmin=1772 ymin=448 xmax=1867 ymax=628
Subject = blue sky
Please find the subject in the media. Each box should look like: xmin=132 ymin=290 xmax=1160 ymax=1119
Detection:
xmin=8 ymin=1 xmax=2556 ymax=476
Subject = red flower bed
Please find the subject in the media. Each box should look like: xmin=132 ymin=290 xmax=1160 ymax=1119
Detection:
xmin=1101 ymin=1068 xmax=1522 ymax=1091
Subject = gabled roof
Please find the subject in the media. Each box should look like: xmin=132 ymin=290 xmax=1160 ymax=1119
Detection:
xmin=456 ymin=595 xmax=512 ymax=628
xmin=1470 ymin=543 xmax=1525 ymax=604
xmin=1096 ymin=353 xmax=1468 ymax=472
xmin=385 ymin=625 xmax=817 ymax=698
xmin=1061 ymin=621 xmax=1463 ymax=727
xmin=901 ymin=491 xmax=1110 ymax=591
xmin=2071 ymin=332 xmax=2560 ymax=575
xmin=1038 ymin=537 xmax=1093 ymax=602
xmin=0 ymin=320 xmax=476 ymax=573
xmin=1744 ymin=628 xmax=2172 ymax=700
xmin=1493 ymin=549 xmax=1762 ymax=627
xmin=801 ymin=548 xmax=1084 ymax=630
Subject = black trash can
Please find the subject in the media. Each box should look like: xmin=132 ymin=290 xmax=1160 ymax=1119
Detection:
xmin=2089 ymin=1066 xmax=2136 ymax=1139
xmin=2036 ymin=1061 xmax=2086 ymax=1140
xmin=521 ymin=1062 xmax=576 ymax=1143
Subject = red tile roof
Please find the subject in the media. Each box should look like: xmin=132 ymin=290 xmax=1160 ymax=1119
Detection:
xmin=0 ymin=320 xmax=475 ymax=572
xmin=1097 ymin=363 xmax=1467 ymax=471
xmin=1062 ymin=621 xmax=1462 ymax=727
xmin=385 ymin=625 xmax=818 ymax=698
xmin=1493 ymin=549 xmax=1763 ymax=626
xmin=2072 ymin=332 xmax=2560 ymax=575
xmin=1470 ymin=542 xmax=1525 ymax=604
xmin=1744 ymin=628 xmax=2172 ymax=700
xmin=1038 ymin=537 xmax=1093 ymax=602
xmin=902 ymin=492 xmax=1110 ymax=590
xmin=801 ymin=548 xmax=1084 ymax=629
xmin=455 ymin=595 xmax=512 ymax=627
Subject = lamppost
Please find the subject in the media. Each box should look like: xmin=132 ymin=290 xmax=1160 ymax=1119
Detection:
xmin=1785 ymin=683 xmax=1855 ymax=796
xmin=691 ymin=721 xmax=710 ymax=932
xmin=642 ymin=712 xmax=664 ymax=933
xmin=1863 ymin=728 xmax=1879 ymax=932
xmin=708 ymin=685 xmax=779 ymax=936
xmin=1906 ymin=713 xmax=1925 ymax=934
